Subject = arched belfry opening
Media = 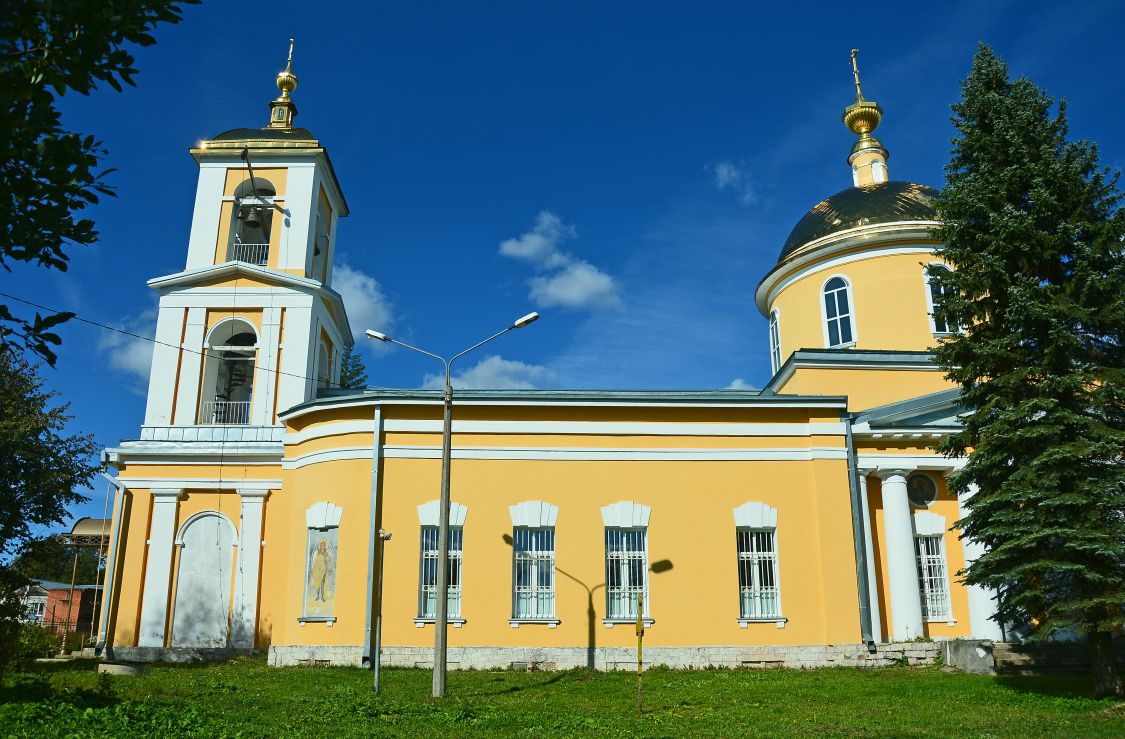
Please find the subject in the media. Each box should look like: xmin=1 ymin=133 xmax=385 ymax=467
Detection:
xmin=200 ymin=319 xmax=258 ymax=424
xmin=229 ymin=178 xmax=277 ymax=265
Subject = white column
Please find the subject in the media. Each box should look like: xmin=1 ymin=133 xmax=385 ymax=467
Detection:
xmin=858 ymin=473 xmax=883 ymax=642
xmin=878 ymin=471 xmax=924 ymax=641
xmin=231 ymin=490 xmax=269 ymax=649
xmin=137 ymin=489 xmax=182 ymax=648
xmin=143 ymin=303 xmax=185 ymax=426
xmin=957 ymin=483 xmax=1004 ymax=641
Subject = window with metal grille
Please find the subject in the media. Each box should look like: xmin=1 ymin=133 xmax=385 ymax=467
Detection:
xmin=605 ymin=528 xmax=648 ymax=619
xmin=418 ymin=525 xmax=463 ymax=619
xmin=736 ymin=528 xmax=781 ymax=619
xmin=512 ymin=527 xmax=555 ymax=619
xmin=822 ymin=276 xmax=855 ymax=347
xmin=769 ymin=310 xmax=782 ymax=373
xmin=915 ymin=534 xmax=950 ymax=620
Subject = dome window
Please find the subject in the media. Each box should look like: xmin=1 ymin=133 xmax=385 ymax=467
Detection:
xmin=822 ymin=276 xmax=856 ymax=348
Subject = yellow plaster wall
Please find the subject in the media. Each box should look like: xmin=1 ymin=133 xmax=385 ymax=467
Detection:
xmin=108 ymin=489 xmax=151 ymax=647
xmin=777 ymin=367 xmax=955 ymax=412
xmin=361 ymin=454 xmax=861 ymax=650
xmin=769 ymin=250 xmax=948 ymax=357
xmin=224 ymin=167 xmax=288 ymax=196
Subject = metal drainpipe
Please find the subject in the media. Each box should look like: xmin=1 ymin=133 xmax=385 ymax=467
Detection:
xmin=95 ymin=471 xmax=126 ymax=658
xmin=845 ymin=414 xmax=876 ymax=652
xmin=362 ymin=404 xmax=384 ymax=665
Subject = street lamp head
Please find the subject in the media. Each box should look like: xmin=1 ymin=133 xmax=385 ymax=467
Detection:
xmin=365 ymin=329 xmax=390 ymax=342
xmin=512 ymin=312 xmax=540 ymax=329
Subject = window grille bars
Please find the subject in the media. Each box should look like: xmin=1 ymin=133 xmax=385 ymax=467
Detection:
xmin=512 ymin=527 xmax=555 ymax=619
xmin=605 ymin=528 xmax=647 ymax=619
xmin=419 ymin=526 xmax=463 ymax=619
xmin=736 ymin=529 xmax=781 ymax=619
xmin=915 ymin=534 xmax=950 ymax=619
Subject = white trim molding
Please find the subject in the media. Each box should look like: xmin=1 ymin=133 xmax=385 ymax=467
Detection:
xmin=912 ymin=510 xmax=947 ymax=537
xmin=121 ymin=478 xmax=281 ymax=492
xmin=601 ymin=501 xmax=651 ymax=528
xmin=306 ymin=501 xmax=343 ymax=529
xmin=383 ymin=445 xmax=849 ymax=462
xmin=174 ymin=510 xmax=238 ymax=547
xmin=509 ymin=501 xmax=559 ymax=528
xmin=732 ymin=502 xmax=779 ymax=529
xmin=418 ymin=500 xmax=468 ymax=527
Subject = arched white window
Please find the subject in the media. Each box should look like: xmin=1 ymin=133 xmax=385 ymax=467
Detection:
xmin=768 ymin=310 xmax=782 ymax=374
xmin=924 ymin=265 xmax=956 ymax=335
xmin=229 ymin=178 xmax=277 ymax=265
xmin=821 ymin=276 xmax=856 ymax=347
xmin=200 ymin=319 xmax=258 ymax=424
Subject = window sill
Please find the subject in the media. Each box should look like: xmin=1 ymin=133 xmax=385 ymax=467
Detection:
xmin=738 ymin=617 xmax=787 ymax=629
xmin=926 ymin=617 xmax=956 ymax=626
xmin=603 ymin=618 xmax=654 ymax=628
xmin=298 ymin=617 xmax=336 ymax=627
xmin=827 ymin=341 xmax=857 ymax=350
xmin=509 ymin=619 xmax=560 ymax=629
xmin=414 ymin=618 xmax=466 ymax=629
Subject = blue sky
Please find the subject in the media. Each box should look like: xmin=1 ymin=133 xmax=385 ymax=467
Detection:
xmin=8 ymin=1 xmax=1125 ymax=522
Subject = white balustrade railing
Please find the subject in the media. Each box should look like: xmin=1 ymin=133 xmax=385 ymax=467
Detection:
xmin=227 ymin=242 xmax=270 ymax=266
xmin=200 ymin=400 xmax=251 ymax=425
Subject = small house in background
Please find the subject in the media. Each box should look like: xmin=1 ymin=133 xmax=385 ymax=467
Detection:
xmin=21 ymin=580 xmax=103 ymax=637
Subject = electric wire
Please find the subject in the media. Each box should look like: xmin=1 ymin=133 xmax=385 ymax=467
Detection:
xmin=0 ymin=290 xmax=387 ymax=390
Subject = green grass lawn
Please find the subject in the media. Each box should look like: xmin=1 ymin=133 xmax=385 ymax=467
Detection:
xmin=2 ymin=658 xmax=1123 ymax=737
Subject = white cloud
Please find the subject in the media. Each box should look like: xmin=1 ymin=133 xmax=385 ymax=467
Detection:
xmin=710 ymin=160 xmax=756 ymax=205
xmin=726 ymin=378 xmax=756 ymax=390
xmin=499 ymin=211 xmax=621 ymax=311
xmin=334 ymin=262 xmax=394 ymax=344
xmin=97 ymin=308 xmax=157 ymax=395
xmin=498 ymin=211 xmax=573 ymax=269
xmin=529 ymin=260 xmax=621 ymax=310
xmin=422 ymin=354 xmax=558 ymax=390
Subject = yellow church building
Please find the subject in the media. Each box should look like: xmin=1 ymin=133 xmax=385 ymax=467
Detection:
xmin=98 ymin=52 xmax=1005 ymax=669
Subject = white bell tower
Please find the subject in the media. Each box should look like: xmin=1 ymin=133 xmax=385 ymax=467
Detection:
xmin=141 ymin=43 xmax=353 ymax=432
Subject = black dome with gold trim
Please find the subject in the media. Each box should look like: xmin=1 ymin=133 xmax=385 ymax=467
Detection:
xmin=779 ymin=181 xmax=937 ymax=261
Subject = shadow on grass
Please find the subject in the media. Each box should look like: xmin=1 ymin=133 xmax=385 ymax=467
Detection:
xmin=0 ymin=671 xmax=119 ymax=710
xmin=458 ymin=668 xmax=578 ymax=698
xmin=995 ymin=673 xmax=1096 ymax=699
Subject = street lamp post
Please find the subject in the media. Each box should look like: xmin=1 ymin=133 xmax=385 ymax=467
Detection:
xmin=366 ymin=311 xmax=539 ymax=698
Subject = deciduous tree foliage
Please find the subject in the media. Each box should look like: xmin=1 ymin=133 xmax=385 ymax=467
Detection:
xmin=930 ymin=45 xmax=1125 ymax=699
xmin=0 ymin=0 xmax=196 ymax=365
xmin=0 ymin=349 xmax=100 ymax=557
xmin=11 ymin=535 xmax=102 ymax=584
xmin=338 ymin=345 xmax=369 ymax=389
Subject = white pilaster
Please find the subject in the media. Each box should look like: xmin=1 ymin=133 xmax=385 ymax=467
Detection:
xmin=957 ymin=483 xmax=1004 ymax=641
xmin=184 ymin=165 xmax=228 ymax=269
xmin=173 ymin=307 xmax=207 ymax=425
xmin=277 ymin=306 xmax=313 ymax=411
xmin=137 ymin=489 xmax=182 ymax=648
xmin=278 ymin=164 xmax=316 ymax=272
xmin=143 ymin=304 xmax=185 ymax=425
xmin=231 ymin=490 xmax=269 ymax=649
xmin=858 ymin=473 xmax=883 ymax=641
xmin=253 ymin=307 xmax=283 ymax=425
xmin=879 ymin=471 xmax=925 ymax=641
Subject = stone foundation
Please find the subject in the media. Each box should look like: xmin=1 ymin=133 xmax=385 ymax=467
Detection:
xmin=110 ymin=646 xmax=255 ymax=663
xmin=266 ymin=641 xmax=942 ymax=670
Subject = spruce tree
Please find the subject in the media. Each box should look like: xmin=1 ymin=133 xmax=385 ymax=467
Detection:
xmin=930 ymin=44 xmax=1125 ymax=699
xmin=338 ymin=345 xmax=369 ymax=389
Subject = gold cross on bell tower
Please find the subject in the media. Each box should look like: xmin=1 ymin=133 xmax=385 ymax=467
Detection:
xmin=268 ymin=39 xmax=299 ymax=129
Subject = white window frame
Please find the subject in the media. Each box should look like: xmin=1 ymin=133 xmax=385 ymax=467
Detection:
xmin=768 ymin=309 xmax=782 ymax=374
xmin=732 ymin=502 xmax=785 ymax=627
xmin=510 ymin=527 xmax=557 ymax=624
xmin=417 ymin=525 xmax=464 ymax=622
xmin=923 ymin=263 xmax=956 ymax=336
xmin=414 ymin=500 xmax=468 ymax=626
xmin=820 ymin=274 xmax=857 ymax=348
xmin=604 ymin=527 xmax=650 ymax=625
xmin=914 ymin=534 xmax=952 ymax=622
xmin=508 ymin=501 xmax=560 ymax=627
